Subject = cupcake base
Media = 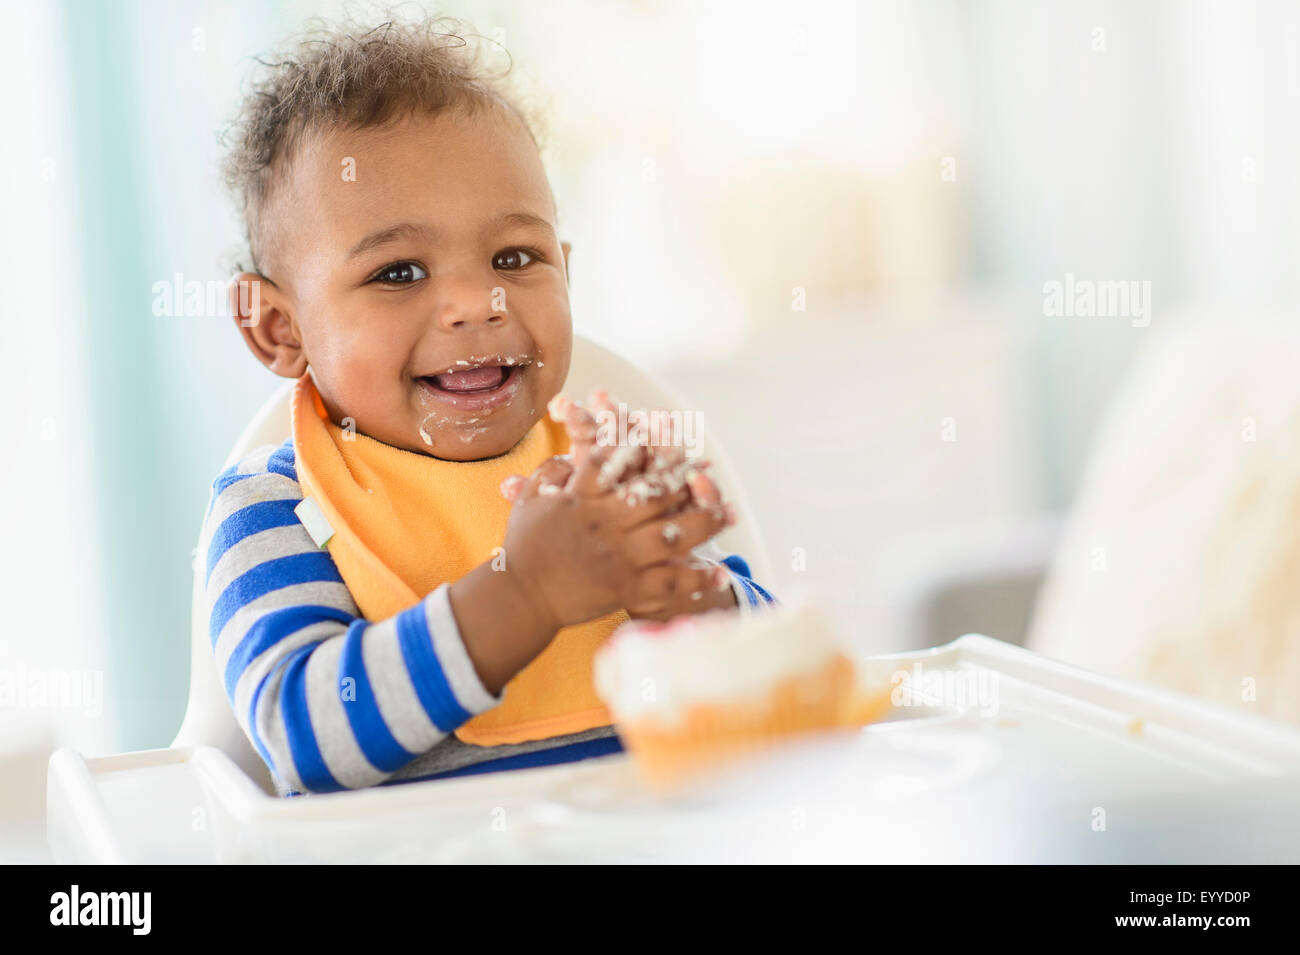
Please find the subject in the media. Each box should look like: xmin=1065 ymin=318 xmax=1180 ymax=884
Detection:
xmin=616 ymin=652 xmax=872 ymax=790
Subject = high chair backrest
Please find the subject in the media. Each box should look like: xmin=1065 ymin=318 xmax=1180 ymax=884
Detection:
xmin=171 ymin=335 xmax=771 ymax=792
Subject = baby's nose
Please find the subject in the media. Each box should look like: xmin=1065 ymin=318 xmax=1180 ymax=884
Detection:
xmin=432 ymin=274 xmax=507 ymax=330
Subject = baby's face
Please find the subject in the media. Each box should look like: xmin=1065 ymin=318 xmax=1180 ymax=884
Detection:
xmin=265 ymin=106 xmax=571 ymax=460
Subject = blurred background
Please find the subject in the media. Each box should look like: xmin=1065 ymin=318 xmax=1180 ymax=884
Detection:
xmin=6 ymin=0 xmax=1300 ymax=858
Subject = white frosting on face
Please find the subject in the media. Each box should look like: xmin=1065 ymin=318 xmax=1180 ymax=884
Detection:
xmin=594 ymin=602 xmax=844 ymax=725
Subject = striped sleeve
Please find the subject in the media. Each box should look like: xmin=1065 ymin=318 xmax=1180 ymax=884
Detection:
xmin=199 ymin=439 xmax=503 ymax=794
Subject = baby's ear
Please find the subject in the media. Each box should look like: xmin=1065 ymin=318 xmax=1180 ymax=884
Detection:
xmin=228 ymin=272 xmax=307 ymax=379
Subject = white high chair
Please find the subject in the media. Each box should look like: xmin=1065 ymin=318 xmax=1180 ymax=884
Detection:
xmin=46 ymin=336 xmax=774 ymax=859
xmin=172 ymin=334 xmax=771 ymax=794
xmin=45 ymin=342 xmax=1300 ymax=864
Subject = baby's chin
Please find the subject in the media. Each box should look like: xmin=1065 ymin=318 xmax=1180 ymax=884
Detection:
xmin=409 ymin=374 xmax=540 ymax=461
xmin=412 ymin=419 xmax=533 ymax=462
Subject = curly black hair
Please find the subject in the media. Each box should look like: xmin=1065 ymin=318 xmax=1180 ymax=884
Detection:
xmin=220 ymin=11 xmax=539 ymax=275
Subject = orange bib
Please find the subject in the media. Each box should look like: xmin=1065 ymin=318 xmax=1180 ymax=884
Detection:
xmin=290 ymin=373 xmax=626 ymax=746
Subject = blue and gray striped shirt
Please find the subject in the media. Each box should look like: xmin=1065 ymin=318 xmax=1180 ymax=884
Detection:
xmin=200 ymin=438 xmax=776 ymax=796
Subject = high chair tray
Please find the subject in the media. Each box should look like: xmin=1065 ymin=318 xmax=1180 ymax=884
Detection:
xmin=46 ymin=634 xmax=1300 ymax=863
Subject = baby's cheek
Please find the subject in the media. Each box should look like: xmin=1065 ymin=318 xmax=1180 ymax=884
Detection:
xmin=320 ymin=347 xmax=404 ymax=422
xmin=530 ymin=304 xmax=571 ymax=367
xmin=533 ymin=343 xmax=571 ymax=405
xmin=531 ymin=366 xmax=565 ymax=413
xmin=342 ymin=328 xmax=401 ymax=376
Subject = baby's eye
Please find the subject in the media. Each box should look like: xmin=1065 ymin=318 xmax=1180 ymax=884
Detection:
xmin=372 ymin=262 xmax=428 ymax=284
xmin=493 ymin=248 xmax=536 ymax=271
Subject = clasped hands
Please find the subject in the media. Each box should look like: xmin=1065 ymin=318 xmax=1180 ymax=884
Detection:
xmin=497 ymin=388 xmax=739 ymax=624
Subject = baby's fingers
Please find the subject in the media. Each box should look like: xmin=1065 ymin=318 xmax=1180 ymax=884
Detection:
xmin=625 ymin=503 xmax=736 ymax=568
xmin=626 ymin=559 xmax=730 ymax=619
xmin=548 ymin=394 xmax=600 ymax=469
xmin=645 ymin=407 xmax=687 ymax=472
xmin=613 ymin=480 xmax=692 ymax=528
xmin=686 ymin=466 xmax=723 ymax=508
xmin=674 ymin=557 xmax=732 ymax=597
xmin=568 ymin=441 xmax=620 ymax=496
xmin=502 ymin=456 xmax=573 ymax=502
xmin=499 ymin=475 xmax=528 ymax=502
xmin=587 ymin=388 xmax=619 ymax=427
xmin=581 ymin=388 xmax=643 ymax=487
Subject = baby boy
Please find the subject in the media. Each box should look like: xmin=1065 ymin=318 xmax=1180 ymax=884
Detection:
xmin=203 ymin=17 xmax=775 ymax=795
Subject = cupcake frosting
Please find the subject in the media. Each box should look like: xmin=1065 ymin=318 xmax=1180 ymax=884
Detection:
xmin=594 ymin=602 xmax=844 ymax=725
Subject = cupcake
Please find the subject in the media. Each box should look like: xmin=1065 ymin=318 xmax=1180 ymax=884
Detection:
xmin=594 ymin=602 xmax=886 ymax=789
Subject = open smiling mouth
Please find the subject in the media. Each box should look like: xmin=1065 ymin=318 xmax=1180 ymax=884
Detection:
xmin=416 ymin=359 xmax=528 ymax=411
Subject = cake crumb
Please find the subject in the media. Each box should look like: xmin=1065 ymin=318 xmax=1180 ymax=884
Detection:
xmin=1126 ymin=717 xmax=1144 ymax=736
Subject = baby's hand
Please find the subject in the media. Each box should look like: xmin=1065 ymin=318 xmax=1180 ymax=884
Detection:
xmin=507 ymin=390 xmax=740 ymax=620
xmin=498 ymin=438 xmax=735 ymax=625
xmin=545 ymin=388 xmax=726 ymax=510
xmin=622 ymin=552 xmax=739 ymax=621
xmin=587 ymin=392 xmax=741 ymax=619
